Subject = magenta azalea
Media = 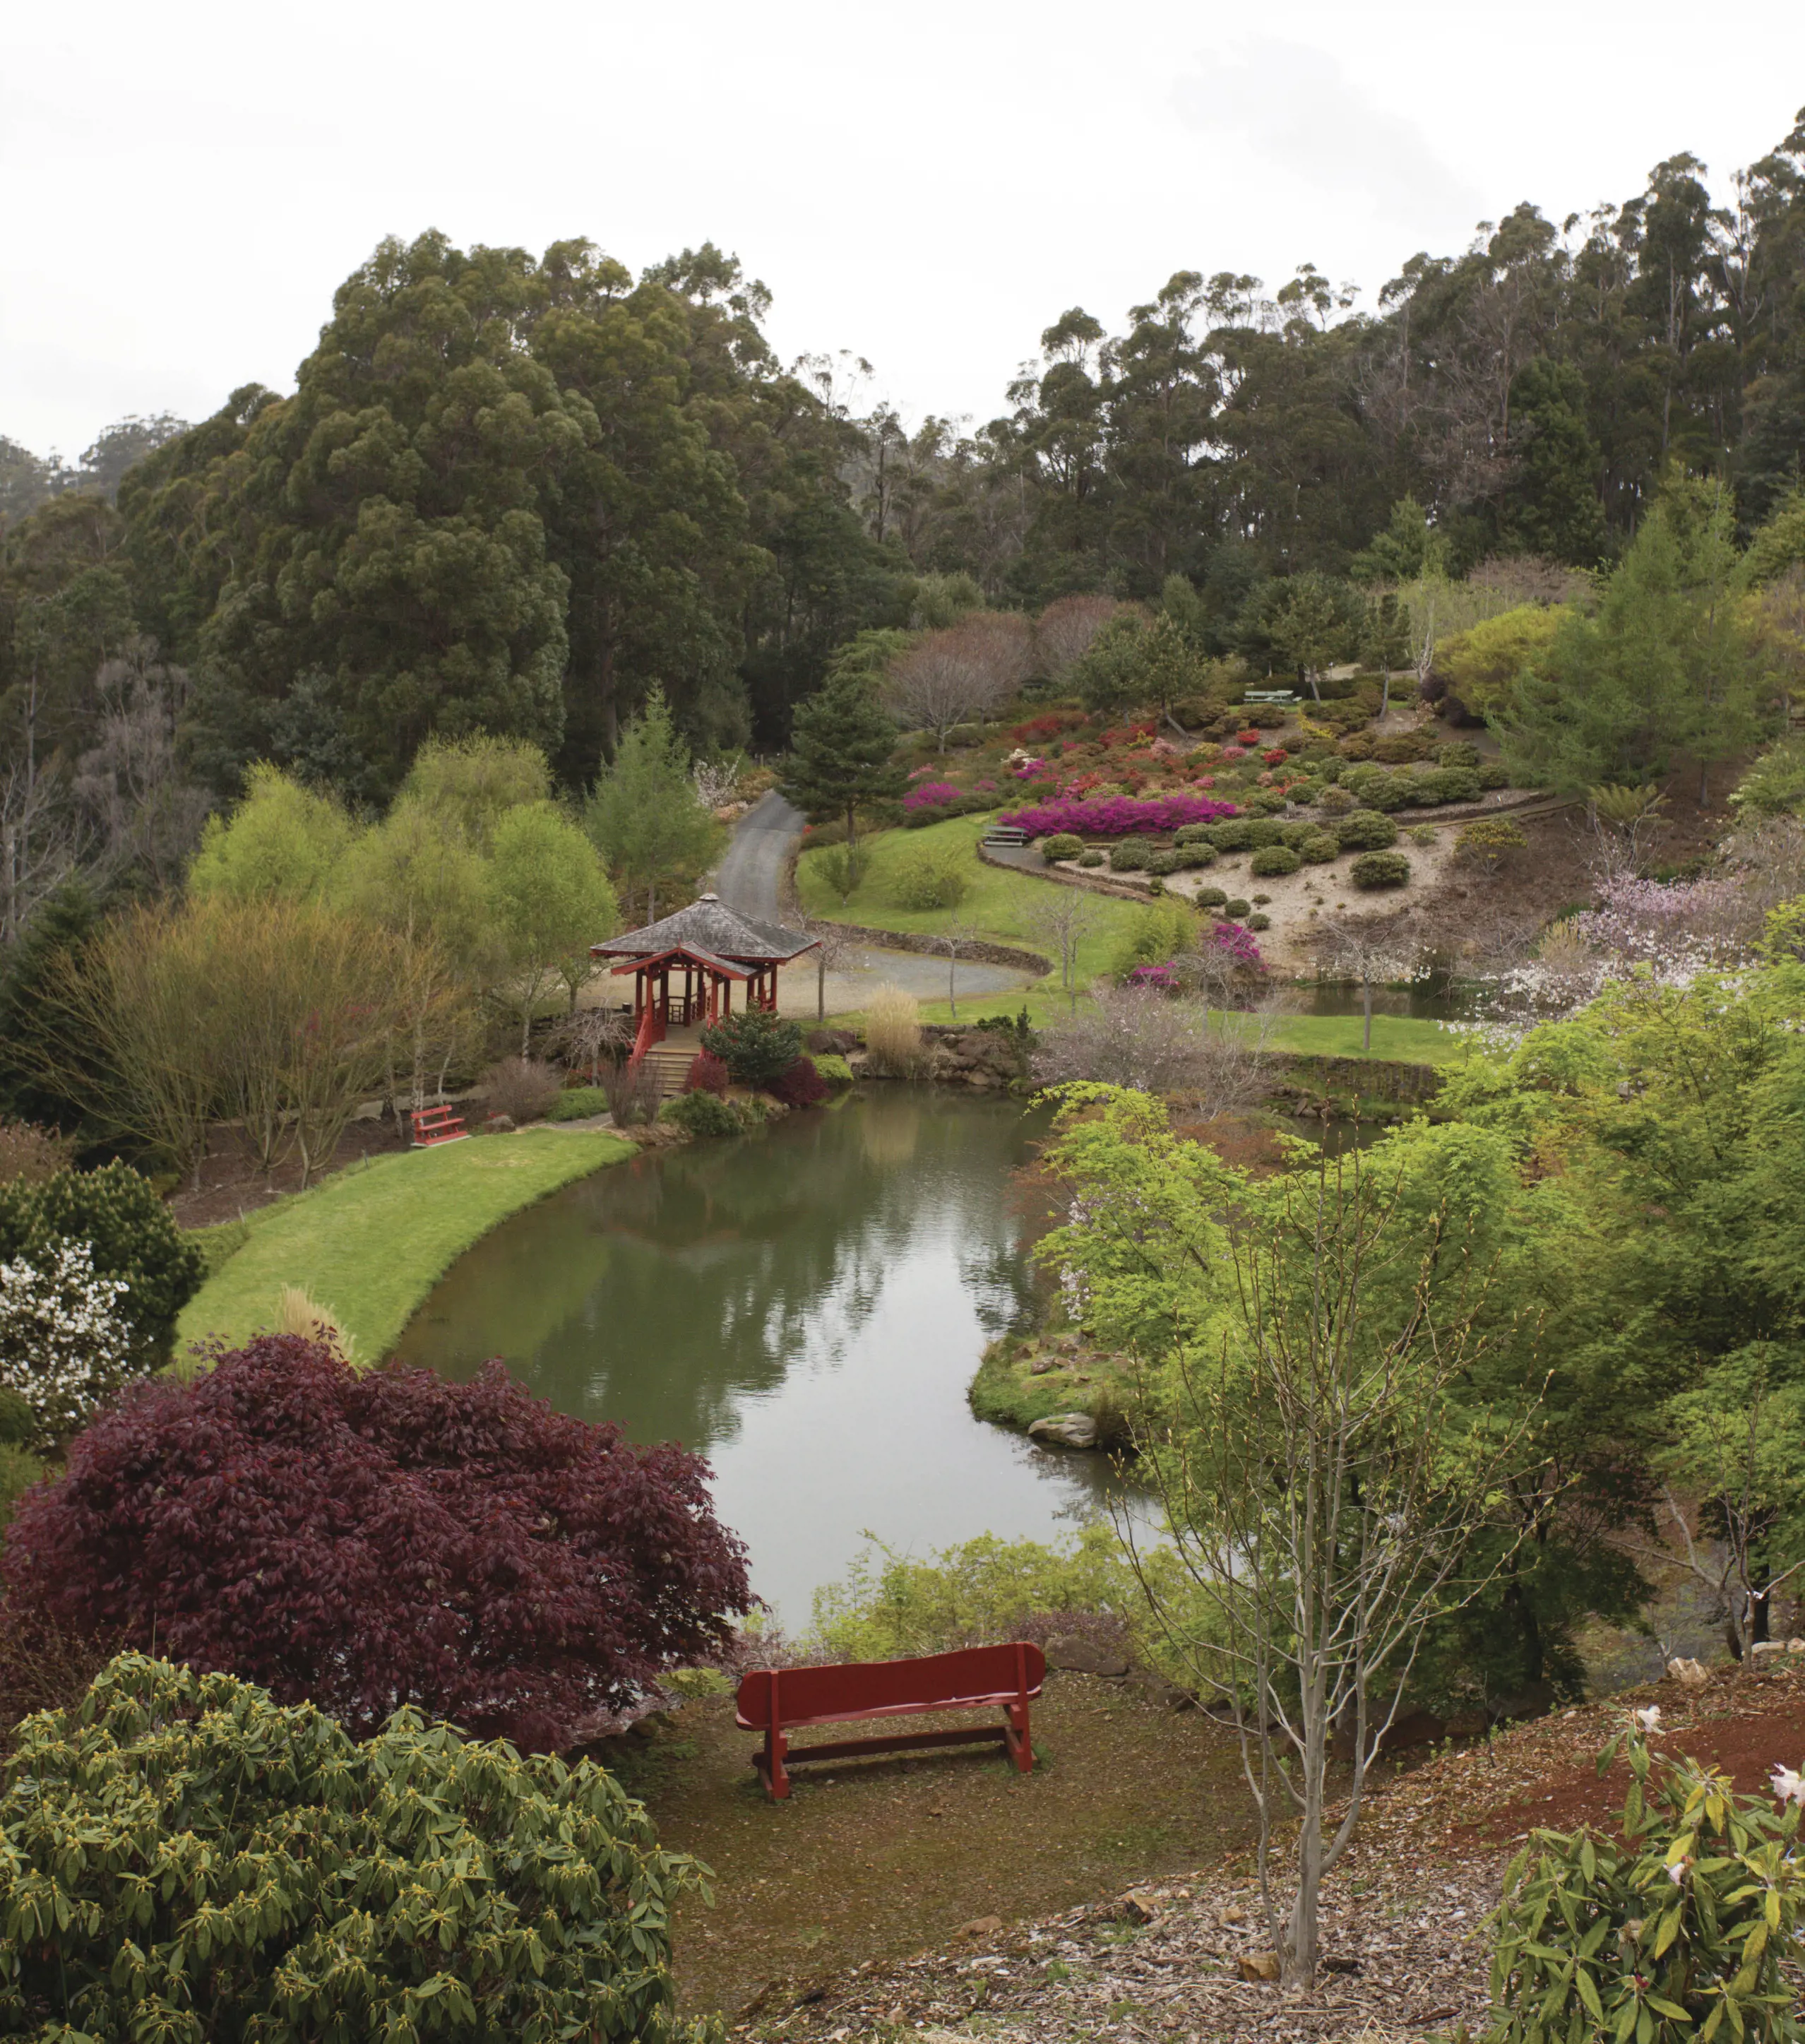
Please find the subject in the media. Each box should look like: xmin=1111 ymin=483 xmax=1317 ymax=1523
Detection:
xmin=903 ymin=781 xmax=962 ymax=812
xmin=1212 ymin=920 xmax=1265 ymax=970
xmin=999 ymin=792 xmax=1241 ymax=838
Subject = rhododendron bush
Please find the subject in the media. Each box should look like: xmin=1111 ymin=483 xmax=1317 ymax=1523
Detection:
xmin=1002 ymin=792 xmax=1239 ymax=838
xmin=2 ymin=1336 xmax=752 ymax=1747
xmin=902 ymin=780 xmax=961 ymax=812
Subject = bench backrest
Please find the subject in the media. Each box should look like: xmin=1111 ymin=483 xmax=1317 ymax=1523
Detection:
xmin=736 ymin=1641 xmax=1046 ymax=1730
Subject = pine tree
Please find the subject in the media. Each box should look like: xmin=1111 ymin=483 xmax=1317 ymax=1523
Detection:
xmin=779 ymin=672 xmax=907 ymax=846
xmin=584 ymin=689 xmax=723 ymax=925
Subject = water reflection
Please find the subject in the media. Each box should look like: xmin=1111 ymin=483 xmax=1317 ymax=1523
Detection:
xmin=391 ymin=1093 xmax=1131 ymax=1620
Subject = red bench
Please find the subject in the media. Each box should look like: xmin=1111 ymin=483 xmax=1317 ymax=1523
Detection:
xmin=734 ymin=1642 xmax=1046 ymax=1800
xmin=410 ymin=1105 xmax=467 ymax=1147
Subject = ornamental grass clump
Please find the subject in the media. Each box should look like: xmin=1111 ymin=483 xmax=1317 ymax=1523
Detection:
xmin=863 ymin=984 xmax=924 ymax=1076
xmin=1 ymin=1334 xmax=752 ymax=1748
xmin=0 ymin=1653 xmax=705 ymax=2043
xmin=1488 ymin=1713 xmax=1805 ymax=2044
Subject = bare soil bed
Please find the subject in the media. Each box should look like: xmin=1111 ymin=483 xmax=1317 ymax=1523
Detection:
xmin=168 ymin=1110 xmax=411 ymax=1228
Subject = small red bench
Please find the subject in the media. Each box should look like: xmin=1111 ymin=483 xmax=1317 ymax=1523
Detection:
xmin=410 ymin=1105 xmax=467 ymax=1147
xmin=734 ymin=1642 xmax=1046 ymax=1800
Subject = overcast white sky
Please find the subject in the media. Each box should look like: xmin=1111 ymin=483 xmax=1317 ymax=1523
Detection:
xmin=6 ymin=0 xmax=1805 ymax=461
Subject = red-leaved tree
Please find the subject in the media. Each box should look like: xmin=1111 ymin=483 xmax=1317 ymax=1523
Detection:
xmin=1 ymin=1336 xmax=752 ymax=1747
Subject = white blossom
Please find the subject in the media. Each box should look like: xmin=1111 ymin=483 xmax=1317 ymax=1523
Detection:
xmin=0 ymin=1240 xmax=136 ymax=1442
xmin=1634 ymin=1706 xmax=1662 ymax=1733
xmin=1771 ymin=1764 xmax=1805 ymax=1808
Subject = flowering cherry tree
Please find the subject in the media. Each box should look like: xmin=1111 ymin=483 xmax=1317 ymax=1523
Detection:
xmin=0 ymin=1242 xmax=133 ymax=1444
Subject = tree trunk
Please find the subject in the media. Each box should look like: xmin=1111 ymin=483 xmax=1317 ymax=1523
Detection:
xmin=1362 ymin=975 xmax=1373 ymax=1054
xmin=817 ymin=951 xmax=826 ymax=1023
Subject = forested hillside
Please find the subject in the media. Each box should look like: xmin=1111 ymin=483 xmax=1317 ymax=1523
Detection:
xmin=4 ymin=105 xmax=1805 ymax=828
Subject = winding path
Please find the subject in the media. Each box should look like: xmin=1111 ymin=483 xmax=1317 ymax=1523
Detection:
xmin=711 ymin=793 xmax=1037 ymax=1016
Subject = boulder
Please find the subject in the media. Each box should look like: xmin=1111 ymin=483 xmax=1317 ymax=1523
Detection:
xmin=1044 ymin=1636 xmax=1130 ymax=1677
xmin=1133 ymin=1669 xmax=1198 ymax=1712
xmin=1237 ymin=1953 xmax=1280 ymax=1983
xmin=953 ymin=1915 xmax=1003 ymax=1942
xmin=483 ymin=1113 xmax=516 ymax=1133
xmin=1027 ymin=1412 xmax=1099 ymax=1450
xmin=1114 ymin=1889 xmax=1160 ymax=1925
xmin=1027 ymin=1355 xmax=1059 ymax=1375
xmin=1489 ymin=1679 xmax=1558 ymax=1725
xmin=1331 ymin=1706 xmax=1444 ymax=1762
xmin=1667 ymin=1656 xmax=1710 ymax=1688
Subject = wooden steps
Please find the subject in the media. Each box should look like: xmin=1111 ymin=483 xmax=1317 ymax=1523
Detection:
xmin=639 ymin=1042 xmax=698 ymax=1100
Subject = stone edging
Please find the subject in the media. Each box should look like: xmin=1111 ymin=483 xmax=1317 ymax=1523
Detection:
xmin=802 ymin=917 xmax=1051 ymax=977
xmin=975 ymin=841 xmax=1149 ymax=901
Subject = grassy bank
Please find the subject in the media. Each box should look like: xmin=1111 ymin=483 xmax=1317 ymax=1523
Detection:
xmin=798 ymin=813 xmax=1145 ymax=985
xmin=178 ymin=1129 xmax=633 ymax=1361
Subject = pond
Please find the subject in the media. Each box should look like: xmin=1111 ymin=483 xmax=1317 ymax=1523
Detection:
xmin=391 ymin=1093 xmax=1131 ymax=1624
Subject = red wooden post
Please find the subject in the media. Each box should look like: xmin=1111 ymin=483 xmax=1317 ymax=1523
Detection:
xmin=766 ymin=1668 xmax=791 ymax=1798
xmin=1009 ymin=1641 xmax=1033 ymax=1771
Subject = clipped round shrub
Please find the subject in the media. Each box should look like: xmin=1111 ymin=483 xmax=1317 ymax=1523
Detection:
xmin=1223 ymin=897 xmax=1251 ymax=919
xmin=1109 ymin=839 xmax=1152 ymax=872
xmin=1353 ymin=772 xmax=1407 ymax=810
xmin=1278 ymin=821 xmax=1318 ymax=850
xmin=1040 ymin=833 xmax=1085 ymax=862
xmin=0 ymin=1653 xmax=700 ymax=2042
xmin=1 ymin=1336 xmax=753 ymax=1745
xmin=1477 ymin=759 xmax=1511 ymax=789
xmin=812 ymin=1052 xmax=854 ymax=1086
xmin=684 ymin=1049 xmax=730 ymax=1095
xmin=1173 ymin=822 xmax=1215 ymax=846
xmin=890 ymin=846 xmax=970 ymax=909
xmin=1077 ymin=850 xmax=1104 ymax=867
xmin=1316 ymin=784 xmax=1355 ymax=815
xmin=1405 ymin=766 xmax=1480 ymax=806
xmin=1338 ymin=731 xmax=1376 ymax=761
xmin=663 ymin=1088 xmax=741 ymax=1137
xmin=768 ymin=1055 xmax=829 ymax=1107
xmin=1244 ymin=818 xmax=1286 ymax=849
xmin=701 ymin=1006 xmax=805 ymax=1087
xmin=1350 ymin=850 xmax=1412 ymax=890
xmin=1172 ymin=840 xmax=1218 ymax=869
xmin=1297 ymin=832 xmax=1339 ymax=863
xmin=1246 ymin=912 xmax=1272 ymax=931
xmin=1333 ymin=809 xmax=1400 ymax=852
xmin=1246 ymin=792 xmax=1289 ymax=816
xmin=1249 ymin=845 xmax=1302 ymax=877
xmin=1196 ymin=886 xmax=1228 ymax=908
xmin=1371 ymin=727 xmax=1434 ymax=763
xmin=1205 ymin=818 xmax=1255 ymax=852
xmin=1435 ymin=739 xmax=1479 ymax=769
xmin=545 ymin=1085 xmax=612 ymax=1122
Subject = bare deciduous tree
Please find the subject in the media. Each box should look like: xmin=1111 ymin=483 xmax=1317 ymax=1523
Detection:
xmin=884 ymin=614 xmax=1032 ymax=751
xmin=1032 ymin=595 xmax=1128 ymax=684
xmin=1034 ymin=986 xmax=1273 ymax=1105
xmin=71 ymin=641 xmax=210 ymax=891
xmin=1027 ymin=889 xmax=1100 ymax=1014
xmin=1312 ymin=908 xmax=1424 ymax=1053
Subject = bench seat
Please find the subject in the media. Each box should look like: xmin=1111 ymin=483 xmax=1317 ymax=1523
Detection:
xmin=734 ymin=1642 xmax=1046 ymax=1799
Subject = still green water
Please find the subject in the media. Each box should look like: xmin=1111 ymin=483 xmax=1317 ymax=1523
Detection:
xmin=391 ymin=1093 xmax=1127 ymax=1622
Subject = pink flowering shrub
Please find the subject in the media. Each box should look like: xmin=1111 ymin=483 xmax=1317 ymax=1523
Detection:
xmin=1218 ymin=743 xmax=1247 ymax=761
xmin=903 ymin=781 xmax=962 ymax=812
xmin=999 ymin=792 xmax=1241 ymax=838
xmin=1212 ymin=920 xmax=1265 ymax=970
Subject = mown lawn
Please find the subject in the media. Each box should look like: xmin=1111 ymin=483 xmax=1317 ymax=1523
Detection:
xmin=177 ymin=1129 xmax=633 ymax=1362
xmin=797 ymin=814 xmax=1147 ymax=990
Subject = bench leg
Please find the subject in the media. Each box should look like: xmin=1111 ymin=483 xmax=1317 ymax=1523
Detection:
xmin=1004 ymin=1701 xmax=1033 ymax=1773
xmin=758 ymin=1725 xmax=791 ymax=1799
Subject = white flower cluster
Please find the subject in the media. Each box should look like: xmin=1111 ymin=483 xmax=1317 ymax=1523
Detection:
xmin=0 ymin=1240 xmax=136 ymax=1443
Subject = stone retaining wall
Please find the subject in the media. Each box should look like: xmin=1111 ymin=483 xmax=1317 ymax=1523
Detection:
xmin=802 ymin=917 xmax=1050 ymax=976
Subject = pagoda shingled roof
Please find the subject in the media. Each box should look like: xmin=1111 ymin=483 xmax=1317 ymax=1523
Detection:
xmin=590 ymin=893 xmax=818 ymax=964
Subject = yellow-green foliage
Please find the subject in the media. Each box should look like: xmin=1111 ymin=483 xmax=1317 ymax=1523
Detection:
xmin=862 ymin=983 xmax=924 ymax=1075
xmin=1109 ymin=896 xmax=1198 ymax=978
xmin=809 ymin=1526 xmax=1134 ymax=1661
xmin=888 ymin=844 xmax=970 ymax=910
xmin=1436 ymin=605 xmax=1568 ymax=715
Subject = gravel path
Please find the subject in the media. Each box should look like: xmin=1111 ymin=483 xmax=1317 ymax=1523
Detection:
xmin=714 ymin=794 xmax=1037 ymax=1016
xmin=713 ymin=789 xmax=808 ymax=922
